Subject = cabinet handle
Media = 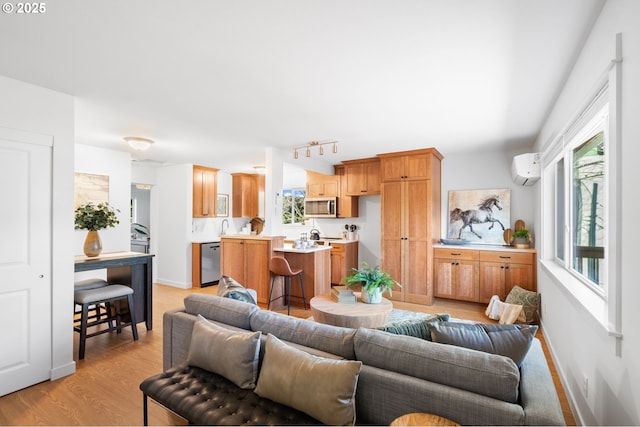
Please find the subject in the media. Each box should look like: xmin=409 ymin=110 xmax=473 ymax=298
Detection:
xmin=451 ymin=253 xmax=461 ymax=256
xmin=504 ymin=266 xmax=510 ymax=270
xmin=501 ymin=266 xmax=505 ymax=269
xmin=499 ymin=256 xmax=511 ymax=259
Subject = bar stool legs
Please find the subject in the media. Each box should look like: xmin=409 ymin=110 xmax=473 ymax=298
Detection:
xmin=268 ymin=256 xmax=306 ymax=315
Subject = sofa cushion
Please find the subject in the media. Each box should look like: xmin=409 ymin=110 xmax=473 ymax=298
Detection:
xmin=505 ymin=285 xmax=540 ymax=323
xmin=184 ymin=294 xmax=259 ymax=330
xmin=255 ymin=334 xmax=362 ymax=426
xmin=426 ymin=322 xmax=538 ymax=367
xmin=187 ymin=315 xmax=261 ymax=389
xmin=217 ymin=275 xmax=257 ymax=305
xmin=354 ymin=327 xmax=520 ymax=403
xmin=376 ymin=313 xmax=451 ymax=340
xmin=250 ymin=309 xmax=356 ymax=360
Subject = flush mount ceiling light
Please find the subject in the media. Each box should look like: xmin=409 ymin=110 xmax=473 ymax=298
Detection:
xmin=124 ymin=136 xmax=154 ymax=151
xmin=292 ymin=140 xmax=338 ymax=159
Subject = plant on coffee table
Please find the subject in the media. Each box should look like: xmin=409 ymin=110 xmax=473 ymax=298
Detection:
xmin=344 ymin=261 xmax=400 ymax=303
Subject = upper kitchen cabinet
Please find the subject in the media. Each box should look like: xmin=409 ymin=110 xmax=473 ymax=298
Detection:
xmin=306 ymin=170 xmax=339 ymax=198
xmin=333 ymin=165 xmax=358 ymax=218
xmin=193 ymin=165 xmax=219 ymax=218
xmin=342 ymin=157 xmax=381 ymax=196
xmin=380 ymin=149 xmax=435 ymax=181
xmin=232 ymin=173 xmax=264 ymax=218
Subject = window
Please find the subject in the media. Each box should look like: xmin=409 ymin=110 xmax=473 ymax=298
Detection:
xmin=282 ymin=188 xmax=305 ymax=224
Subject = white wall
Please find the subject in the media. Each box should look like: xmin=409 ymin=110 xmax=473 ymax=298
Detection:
xmin=0 ymin=75 xmax=75 ymax=380
xmin=533 ymin=1 xmax=640 ymax=425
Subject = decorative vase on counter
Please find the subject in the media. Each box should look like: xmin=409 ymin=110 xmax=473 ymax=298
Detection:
xmin=362 ymin=288 xmax=383 ymax=304
xmin=83 ymin=230 xmax=103 ymax=257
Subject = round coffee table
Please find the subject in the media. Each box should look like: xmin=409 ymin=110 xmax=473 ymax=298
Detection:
xmin=310 ymin=292 xmax=393 ymax=328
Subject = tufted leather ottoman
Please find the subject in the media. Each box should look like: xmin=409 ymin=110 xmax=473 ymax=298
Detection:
xmin=140 ymin=365 xmax=321 ymax=425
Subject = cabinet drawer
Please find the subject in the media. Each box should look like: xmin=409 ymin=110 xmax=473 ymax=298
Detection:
xmin=434 ymin=248 xmax=479 ymax=261
xmin=479 ymin=251 xmax=533 ymax=264
xmin=330 ymin=244 xmax=344 ymax=255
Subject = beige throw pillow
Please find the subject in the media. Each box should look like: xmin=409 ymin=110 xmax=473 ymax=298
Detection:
xmin=187 ymin=315 xmax=261 ymax=389
xmin=255 ymin=334 xmax=362 ymax=426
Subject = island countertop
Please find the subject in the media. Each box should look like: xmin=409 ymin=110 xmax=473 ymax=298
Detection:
xmin=273 ymin=246 xmax=332 ymax=254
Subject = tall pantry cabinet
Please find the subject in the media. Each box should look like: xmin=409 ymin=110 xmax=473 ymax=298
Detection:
xmin=379 ymin=148 xmax=443 ymax=305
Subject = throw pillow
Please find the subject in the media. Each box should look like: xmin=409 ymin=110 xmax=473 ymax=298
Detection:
xmin=505 ymin=285 xmax=540 ymax=323
xmin=426 ymin=321 xmax=538 ymax=367
xmin=376 ymin=313 xmax=451 ymax=340
xmin=187 ymin=315 xmax=261 ymax=389
xmin=217 ymin=275 xmax=257 ymax=305
xmin=255 ymin=334 xmax=363 ymax=426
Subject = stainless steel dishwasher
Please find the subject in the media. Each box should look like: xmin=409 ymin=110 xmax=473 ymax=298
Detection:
xmin=201 ymin=242 xmax=221 ymax=286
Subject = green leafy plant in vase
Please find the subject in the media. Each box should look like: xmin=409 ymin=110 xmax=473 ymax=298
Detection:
xmin=512 ymin=227 xmax=531 ymax=248
xmin=344 ymin=261 xmax=401 ymax=304
xmin=74 ymin=202 xmax=120 ymax=257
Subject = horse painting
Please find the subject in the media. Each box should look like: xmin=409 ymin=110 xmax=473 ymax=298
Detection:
xmin=450 ymin=195 xmax=506 ymax=239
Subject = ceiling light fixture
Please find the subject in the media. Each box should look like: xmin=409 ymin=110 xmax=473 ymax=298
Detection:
xmin=292 ymin=141 xmax=338 ymax=159
xmin=124 ymin=136 xmax=154 ymax=151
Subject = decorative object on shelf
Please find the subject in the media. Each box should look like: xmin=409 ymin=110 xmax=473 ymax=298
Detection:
xmin=124 ymin=136 xmax=154 ymax=151
xmin=344 ymin=223 xmax=358 ymax=240
xmin=447 ymin=188 xmax=510 ymax=245
xmin=331 ymin=286 xmax=356 ymax=304
xmin=512 ymin=227 xmax=531 ymax=249
xmin=292 ymin=140 xmax=338 ymax=159
xmin=503 ymin=228 xmax=514 ymax=245
xmin=344 ymin=261 xmax=400 ymax=304
xmin=439 ymin=238 xmax=471 ymax=245
xmin=74 ymin=202 xmax=120 ymax=257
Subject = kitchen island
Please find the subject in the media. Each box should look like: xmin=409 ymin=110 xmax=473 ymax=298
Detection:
xmin=271 ymin=245 xmax=332 ymax=310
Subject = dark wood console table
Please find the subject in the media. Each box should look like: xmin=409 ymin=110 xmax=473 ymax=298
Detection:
xmin=74 ymin=251 xmax=154 ymax=330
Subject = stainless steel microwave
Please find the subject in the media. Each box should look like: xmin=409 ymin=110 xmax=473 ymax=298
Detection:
xmin=304 ymin=197 xmax=337 ymax=218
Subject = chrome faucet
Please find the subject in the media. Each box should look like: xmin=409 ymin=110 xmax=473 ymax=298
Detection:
xmin=220 ymin=219 xmax=229 ymax=235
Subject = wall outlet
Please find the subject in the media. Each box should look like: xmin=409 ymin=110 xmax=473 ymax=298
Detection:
xmin=582 ymin=374 xmax=589 ymax=398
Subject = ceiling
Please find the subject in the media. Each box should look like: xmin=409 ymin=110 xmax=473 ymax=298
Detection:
xmin=0 ymin=0 xmax=604 ymax=173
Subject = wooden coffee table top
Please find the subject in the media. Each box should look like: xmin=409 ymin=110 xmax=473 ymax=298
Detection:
xmin=390 ymin=413 xmax=459 ymax=426
xmin=310 ymin=292 xmax=393 ymax=329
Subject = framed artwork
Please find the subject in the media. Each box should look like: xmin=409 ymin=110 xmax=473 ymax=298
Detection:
xmin=216 ymin=194 xmax=229 ymax=217
xmin=74 ymin=172 xmax=109 ymax=209
xmin=447 ymin=188 xmax=510 ymax=245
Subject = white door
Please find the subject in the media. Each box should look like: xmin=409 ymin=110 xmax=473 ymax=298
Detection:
xmin=0 ymin=129 xmax=52 ymax=396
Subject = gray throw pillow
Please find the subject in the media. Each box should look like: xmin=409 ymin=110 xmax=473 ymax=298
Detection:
xmin=255 ymin=334 xmax=362 ymax=426
xmin=426 ymin=322 xmax=538 ymax=367
xmin=377 ymin=313 xmax=451 ymax=340
xmin=187 ymin=315 xmax=261 ymax=389
xmin=217 ymin=275 xmax=257 ymax=305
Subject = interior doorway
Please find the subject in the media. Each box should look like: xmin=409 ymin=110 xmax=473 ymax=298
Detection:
xmin=131 ymin=184 xmax=151 ymax=253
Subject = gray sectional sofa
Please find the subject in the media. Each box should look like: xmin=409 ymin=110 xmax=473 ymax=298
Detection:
xmin=146 ymin=293 xmax=564 ymax=425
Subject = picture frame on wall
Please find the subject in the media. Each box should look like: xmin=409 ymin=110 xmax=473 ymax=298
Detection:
xmin=447 ymin=188 xmax=510 ymax=245
xmin=216 ymin=194 xmax=229 ymax=217
xmin=74 ymin=172 xmax=109 ymax=208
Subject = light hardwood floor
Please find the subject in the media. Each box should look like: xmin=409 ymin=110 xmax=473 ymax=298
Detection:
xmin=0 ymin=284 xmax=575 ymax=425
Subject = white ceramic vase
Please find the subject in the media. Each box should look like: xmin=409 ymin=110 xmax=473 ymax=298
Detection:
xmin=362 ymin=287 xmax=382 ymax=304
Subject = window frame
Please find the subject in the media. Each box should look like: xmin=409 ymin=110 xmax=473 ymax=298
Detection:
xmin=281 ymin=187 xmax=306 ymax=225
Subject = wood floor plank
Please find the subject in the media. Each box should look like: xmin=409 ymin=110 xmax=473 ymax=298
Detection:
xmin=0 ymin=283 xmax=575 ymax=425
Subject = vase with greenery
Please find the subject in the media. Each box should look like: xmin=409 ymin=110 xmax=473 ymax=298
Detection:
xmin=74 ymin=202 xmax=119 ymax=257
xmin=344 ymin=261 xmax=401 ymax=304
xmin=512 ymin=227 xmax=531 ymax=248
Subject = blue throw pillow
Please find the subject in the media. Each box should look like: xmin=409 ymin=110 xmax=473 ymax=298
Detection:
xmin=377 ymin=313 xmax=450 ymax=340
xmin=217 ymin=275 xmax=257 ymax=305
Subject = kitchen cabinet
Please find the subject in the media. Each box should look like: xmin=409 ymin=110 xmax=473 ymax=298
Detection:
xmin=478 ymin=250 xmax=536 ymax=303
xmin=232 ymin=173 xmax=261 ymax=218
xmin=220 ymin=235 xmax=284 ymax=304
xmin=343 ymin=157 xmax=381 ymax=196
xmin=433 ymin=248 xmax=479 ymax=302
xmin=272 ymin=246 xmax=332 ymax=308
xmin=333 ymin=165 xmax=358 ymax=218
xmin=306 ymin=171 xmax=339 ymax=198
xmin=380 ymin=148 xmax=443 ymax=305
xmin=329 ymin=241 xmax=359 ymax=285
xmin=380 ymin=150 xmax=433 ymax=181
xmin=193 ymin=165 xmax=219 ymax=218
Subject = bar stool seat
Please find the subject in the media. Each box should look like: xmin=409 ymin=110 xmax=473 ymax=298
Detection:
xmin=74 ymin=284 xmax=139 ymax=360
xmin=74 ymin=278 xmax=109 ymax=320
xmin=268 ymin=256 xmax=306 ymax=315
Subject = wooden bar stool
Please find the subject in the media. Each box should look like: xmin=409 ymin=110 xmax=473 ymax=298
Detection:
xmin=73 ymin=284 xmax=139 ymax=360
xmin=268 ymin=256 xmax=306 ymax=315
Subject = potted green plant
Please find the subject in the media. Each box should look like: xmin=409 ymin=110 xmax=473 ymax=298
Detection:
xmin=344 ymin=261 xmax=401 ymax=304
xmin=74 ymin=202 xmax=119 ymax=257
xmin=512 ymin=227 xmax=531 ymax=248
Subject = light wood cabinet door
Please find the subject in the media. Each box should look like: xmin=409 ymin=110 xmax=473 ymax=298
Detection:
xmin=220 ymin=239 xmax=246 ymax=283
xmin=306 ymin=171 xmax=339 ymax=198
xmin=434 ymin=258 xmax=455 ymax=299
xmin=344 ymin=159 xmax=381 ymax=196
xmin=333 ymin=165 xmax=358 ymax=218
xmin=434 ymin=258 xmax=479 ymax=302
xmin=232 ymin=173 xmax=258 ymax=218
xmin=381 ymin=153 xmax=432 ymax=181
xmin=193 ymin=165 xmax=218 ymax=218
xmin=245 ymin=240 xmax=270 ymax=303
xmin=479 ymin=262 xmax=507 ymax=302
xmin=478 ymin=251 xmax=535 ymax=302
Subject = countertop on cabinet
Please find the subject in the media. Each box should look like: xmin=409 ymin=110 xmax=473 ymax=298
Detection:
xmin=221 ymin=234 xmax=285 ymax=241
xmin=191 ymin=238 xmax=221 ymax=243
xmin=435 ymin=244 xmax=536 ymax=253
xmin=273 ymin=246 xmax=332 ymax=253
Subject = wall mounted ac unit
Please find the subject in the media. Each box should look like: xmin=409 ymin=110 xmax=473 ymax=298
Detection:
xmin=511 ymin=153 xmax=541 ymax=186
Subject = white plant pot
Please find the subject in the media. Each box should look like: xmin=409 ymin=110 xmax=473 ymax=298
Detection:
xmin=362 ymin=288 xmax=382 ymax=304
